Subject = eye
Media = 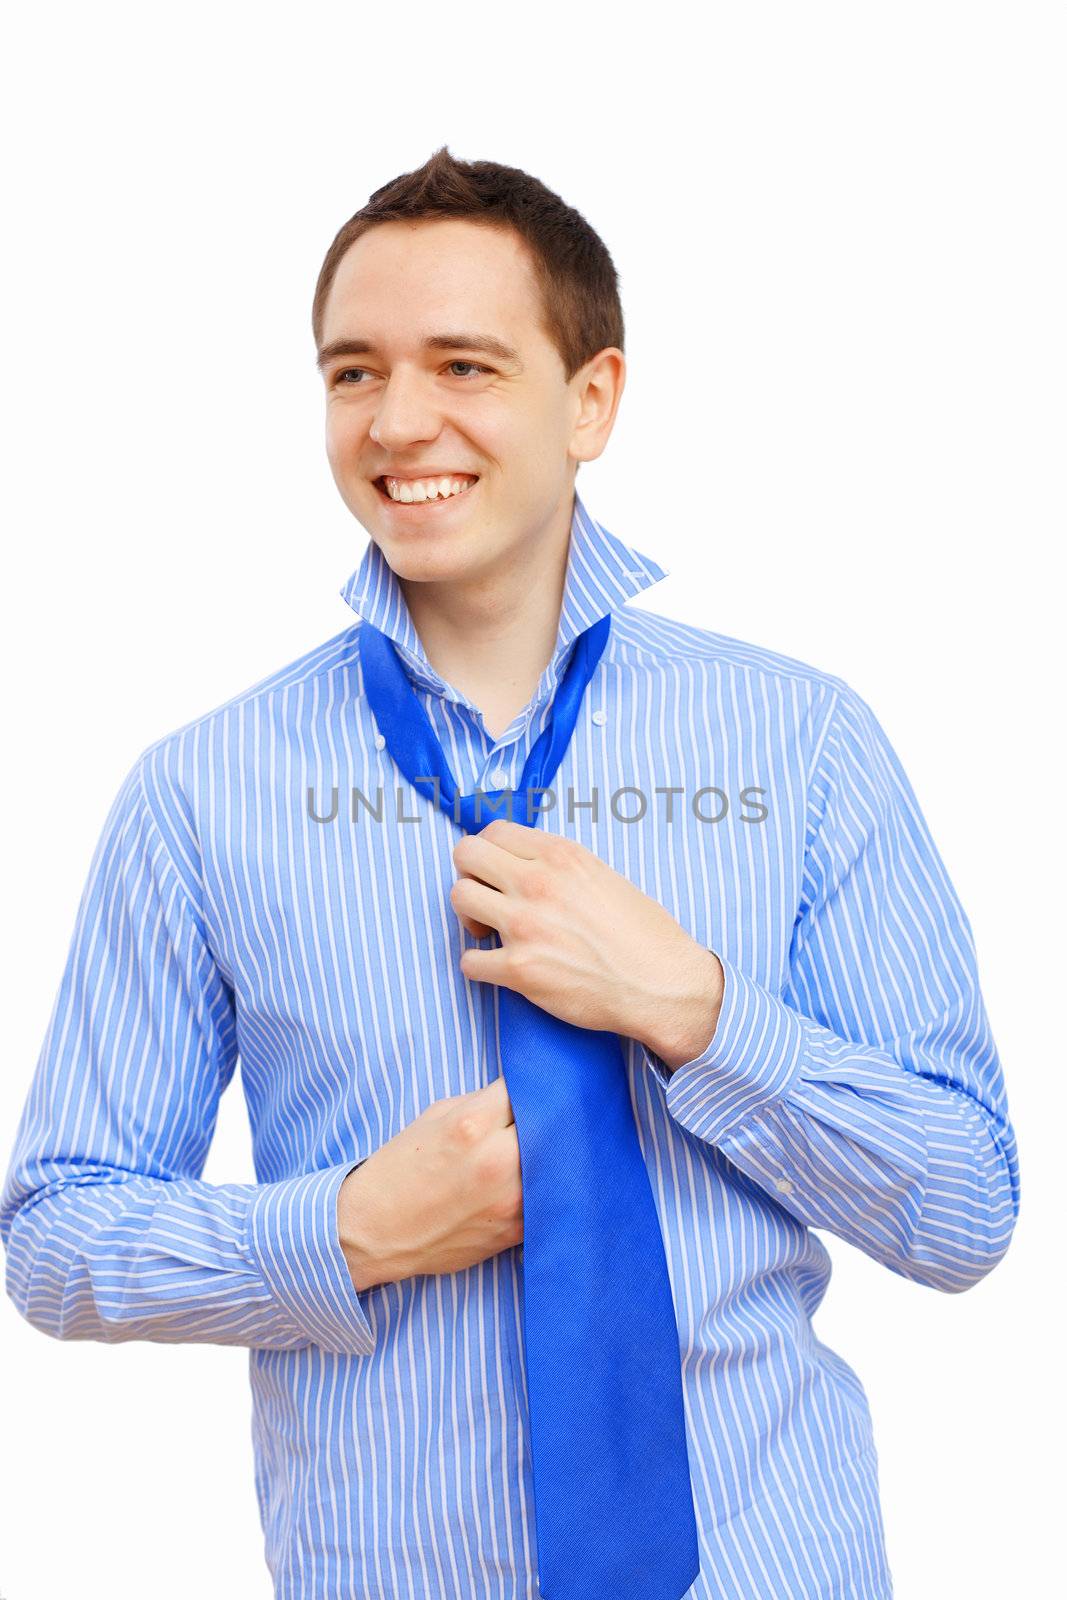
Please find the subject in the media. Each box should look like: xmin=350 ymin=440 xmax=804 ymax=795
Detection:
xmin=333 ymin=361 xmax=491 ymax=385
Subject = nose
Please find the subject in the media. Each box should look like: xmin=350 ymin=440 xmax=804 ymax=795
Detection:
xmin=368 ymin=366 xmax=442 ymax=452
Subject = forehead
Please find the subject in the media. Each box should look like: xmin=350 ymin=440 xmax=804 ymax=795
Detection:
xmin=321 ymin=218 xmax=544 ymax=344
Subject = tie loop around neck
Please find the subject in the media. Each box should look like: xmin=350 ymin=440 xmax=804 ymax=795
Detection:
xmin=359 ymin=613 xmax=612 ymax=834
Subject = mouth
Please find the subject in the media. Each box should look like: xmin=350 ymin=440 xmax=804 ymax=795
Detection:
xmin=373 ymin=472 xmax=480 ymax=510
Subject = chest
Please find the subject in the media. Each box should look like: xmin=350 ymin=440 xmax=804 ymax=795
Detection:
xmin=196 ymin=669 xmax=807 ymax=1153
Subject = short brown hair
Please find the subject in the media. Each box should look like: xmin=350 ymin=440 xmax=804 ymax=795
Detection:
xmin=311 ymin=145 xmax=624 ymax=383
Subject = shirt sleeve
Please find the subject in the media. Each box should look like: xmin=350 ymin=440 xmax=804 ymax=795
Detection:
xmin=640 ymin=681 xmax=1021 ymax=1294
xmin=0 ymin=755 xmax=377 ymax=1357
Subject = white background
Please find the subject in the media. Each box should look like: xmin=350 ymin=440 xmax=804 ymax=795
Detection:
xmin=1 ymin=4 xmax=1062 ymax=1597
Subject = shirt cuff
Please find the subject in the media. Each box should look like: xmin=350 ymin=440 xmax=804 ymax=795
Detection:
xmin=640 ymin=952 xmax=805 ymax=1145
xmin=248 ymin=1160 xmax=377 ymax=1357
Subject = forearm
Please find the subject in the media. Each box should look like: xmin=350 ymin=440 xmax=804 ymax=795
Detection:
xmin=2 ymin=1162 xmax=376 ymax=1355
xmin=710 ymin=1037 xmax=1016 ymax=1292
xmin=641 ymin=957 xmax=1019 ymax=1293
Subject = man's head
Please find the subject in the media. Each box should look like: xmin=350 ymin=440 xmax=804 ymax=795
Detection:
xmin=313 ymin=146 xmax=625 ymax=591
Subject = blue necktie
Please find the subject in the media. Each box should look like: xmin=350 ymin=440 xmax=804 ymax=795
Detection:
xmin=359 ymin=614 xmax=700 ymax=1600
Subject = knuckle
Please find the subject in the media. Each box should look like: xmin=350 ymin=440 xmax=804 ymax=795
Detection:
xmin=508 ymin=907 xmax=536 ymax=943
xmin=525 ymin=867 xmax=553 ymax=902
xmin=505 ymin=946 xmax=539 ymax=986
xmin=450 ymin=1111 xmax=483 ymax=1149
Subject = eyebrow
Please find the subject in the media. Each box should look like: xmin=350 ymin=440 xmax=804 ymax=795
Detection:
xmin=315 ymin=332 xmax=523 ymax=373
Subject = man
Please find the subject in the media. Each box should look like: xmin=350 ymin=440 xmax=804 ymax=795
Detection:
xmin=1 ymin=146 xmax=1019 ymax=1599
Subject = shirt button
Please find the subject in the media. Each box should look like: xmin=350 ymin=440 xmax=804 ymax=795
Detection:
xmin=373 ymin=733 xmax=386 ymax=750
xmin=490 ymin=766 xmax=510 ymax=788
xmin=775 ymin=1177 xmax=794 ymax=1195
xmin=591 ymin=709 xmax=607 ymax=726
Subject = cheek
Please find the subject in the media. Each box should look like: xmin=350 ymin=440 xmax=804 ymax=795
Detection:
xmin=455 ymin=412 xmax=503 ymax=465
xmin=325 ymin=405 xmax=365 ymax=465
xmin=516 ymin=396 xmax=573 ymax=468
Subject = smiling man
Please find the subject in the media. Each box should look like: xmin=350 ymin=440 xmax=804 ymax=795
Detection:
xmin=1 ymin=147 xmax=1019 ymax=1600
xmin=315 ymin=209 xmax=625 ymax=746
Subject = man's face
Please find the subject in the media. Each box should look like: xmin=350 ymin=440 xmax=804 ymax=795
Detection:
xmin=317 ymin=218 xmax=608 ymax=589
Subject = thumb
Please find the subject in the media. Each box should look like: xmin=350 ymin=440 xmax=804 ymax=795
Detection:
xmin=477 ymin=1071 xmax=514 ymax=1124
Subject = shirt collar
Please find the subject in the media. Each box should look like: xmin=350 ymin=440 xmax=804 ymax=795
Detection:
xmin=338 ymin=488 xmax=670 ymax=706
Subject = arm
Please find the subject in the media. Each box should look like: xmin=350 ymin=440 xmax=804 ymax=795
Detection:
xmin=1 ymin=755 xmax=376 ymax=1356
xmin=641 ymin=682 xmax=1020 ymax=1294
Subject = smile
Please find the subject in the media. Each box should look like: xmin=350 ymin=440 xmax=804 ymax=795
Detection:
xmin=374 ymin=473 xmax=479 ymax=505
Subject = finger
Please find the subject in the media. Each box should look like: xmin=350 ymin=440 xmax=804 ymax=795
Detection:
xmin=458 ymin=944 xmax=511 ymax=986
xmin=481 ymin=1119 xmax=522 ymax=1182
xmin=451 ymin=877 xmax=507 ymax=932
xmin=474 ymin=818 xmax=544 ymax=860
xmin=478 ymin=1072 xmax=515 ymax=1125
xmin=452 ymin=832 xmax=519 ymax=891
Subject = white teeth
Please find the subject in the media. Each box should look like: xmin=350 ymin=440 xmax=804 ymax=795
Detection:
xmin=382 ymin=475 xmax=476 ymax=503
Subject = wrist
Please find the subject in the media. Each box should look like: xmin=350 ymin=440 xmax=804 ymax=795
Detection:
xmin=337 ymin=1161 xmax=391 ymax=1292
xmin=634 ymin=946 xmax=724 ymax=1073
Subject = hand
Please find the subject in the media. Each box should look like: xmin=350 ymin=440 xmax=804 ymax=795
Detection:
xmin=449 ymin=819 xmax=724 ymax=1064
xmin=337 ymin=1075 xmax=523 ymax=1291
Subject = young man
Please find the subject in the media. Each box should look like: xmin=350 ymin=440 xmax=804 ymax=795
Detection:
xmin=2 ymin=147 xmax=1019 ymax=1599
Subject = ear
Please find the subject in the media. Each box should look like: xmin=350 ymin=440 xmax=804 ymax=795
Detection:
xmin=567 ymin=347 xmax=626 ymax=468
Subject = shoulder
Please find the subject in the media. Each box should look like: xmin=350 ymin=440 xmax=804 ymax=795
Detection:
xmin=104 ymin=624 xmax=363 ymax=903
xmin=607 ymin=607 xmax=909 ymax=791
xmin=119 ymin=625 xmax=363 ymax=849
xmin=134 ymin=624 xmax=363 ymax=773
xmin=609 ymin=604 xmax=847 ymax=690
xmin=608 ymin=603 xmax=862 ymax=730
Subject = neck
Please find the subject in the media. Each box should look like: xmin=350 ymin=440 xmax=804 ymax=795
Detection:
xmin=398 ymin=490 xmax=575 ymax=737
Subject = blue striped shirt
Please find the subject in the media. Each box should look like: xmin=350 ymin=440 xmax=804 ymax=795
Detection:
xmin=1 ymin=491 xmax=1019 ymax=1599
